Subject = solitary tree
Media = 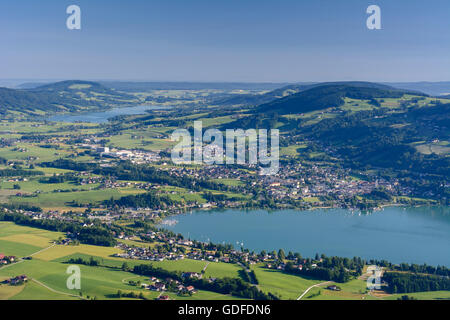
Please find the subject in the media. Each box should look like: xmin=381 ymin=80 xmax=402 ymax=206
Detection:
xmin=278 ymin=249 xmax=286 ymax=260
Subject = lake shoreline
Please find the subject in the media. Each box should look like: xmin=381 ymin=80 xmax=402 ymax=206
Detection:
xmin=46 ymin=104 xmax=171 ymax=123
xmin=159 ymin=205 xmax=450 ymax=267
xmin=157 ymin=201 xmax=436 ymax=223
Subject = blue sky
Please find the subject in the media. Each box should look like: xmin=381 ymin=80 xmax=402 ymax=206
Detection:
xmin=1 ymin=0 xmax=450 ymax=82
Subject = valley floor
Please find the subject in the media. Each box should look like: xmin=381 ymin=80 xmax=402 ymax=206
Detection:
xmin=1 ymin=222 xmax=448 ymax=301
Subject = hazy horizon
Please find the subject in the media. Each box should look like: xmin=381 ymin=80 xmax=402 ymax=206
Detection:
xmin=4 ymin=78 xmax=450 ymax=84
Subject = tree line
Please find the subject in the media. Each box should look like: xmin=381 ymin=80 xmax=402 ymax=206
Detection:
xmin=0 ymin=169 xmax=44 ymax=177
xmin=0 ymin=211 xmax=117 ymax=247
xmin=383 ymin=272 xmax=450 ymax=294
xmin=105 ymin=191 xmax=177 ymax=209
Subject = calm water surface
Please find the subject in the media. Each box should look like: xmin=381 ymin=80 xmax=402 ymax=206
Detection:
xmin=48 ymin=105 xmax=168 ymax=123
xmin=161 ymin=206 xmax=450 ymax=266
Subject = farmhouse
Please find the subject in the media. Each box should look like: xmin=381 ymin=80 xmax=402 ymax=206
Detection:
xmin=150 ymin=282 xmax=166 ymax=291
xmin=186 ymin=285 xmax=196 ymax=293
xmin=182 ymin=272 xmax=201 ymax=279
xmin=0 ymin=255 xmax=16 ymax=265
xmin=326 ymin=285 xmax=342 ymax=291
xmin=3 ymin=275 xmax=28 ymax=285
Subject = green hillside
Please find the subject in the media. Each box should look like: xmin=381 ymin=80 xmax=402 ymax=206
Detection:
xmin=257 ymin=83 xmax=424 ymax=114
xmin=211 ymin=81 xmax=423 ymax=107
xmin=0 ymin=80 xmax=138 ymax=117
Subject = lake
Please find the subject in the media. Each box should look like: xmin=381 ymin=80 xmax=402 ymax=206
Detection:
xmin=161 ymin=206 xmax=450 ymax=266
xmin=47 ymin=105 xmax=169 ymax=123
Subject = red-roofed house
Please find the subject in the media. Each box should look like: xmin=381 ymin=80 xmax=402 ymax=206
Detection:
xmin=186 ymin=286 xmax=195 ymax=292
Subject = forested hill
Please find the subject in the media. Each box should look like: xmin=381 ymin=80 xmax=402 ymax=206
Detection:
xmin=0 ymin=80 xmax=137 ymax=117
xmin=256 ymin=83 xmax=426 ymax=114
xmin=211 ymin=81 xmax=423 ymax=107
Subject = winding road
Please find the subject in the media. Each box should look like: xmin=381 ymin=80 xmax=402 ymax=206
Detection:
xmin=297 ymin=281 xmax=332 ymax=300
xmin=31 ymin=278 xmax=86 ymax=300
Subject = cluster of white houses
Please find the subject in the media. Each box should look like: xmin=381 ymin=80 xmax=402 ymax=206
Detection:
xmin=139 ymin=276 xmax=197 ymax=295
xmin=0 ymin=253 xmax=16 ymax=265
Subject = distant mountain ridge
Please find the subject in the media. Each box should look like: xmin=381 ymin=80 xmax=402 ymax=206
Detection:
xmin=0 ymin=79 xmax=440 ymax=117
xmin=0 ymin=80 xmax=137 ymax=117
xmin=211 ymin=81 xmax=426 ymax=107
xmin=10 ymin=79 xmax=450 ymax=95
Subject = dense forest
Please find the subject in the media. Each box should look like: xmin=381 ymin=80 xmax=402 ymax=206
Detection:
xmin=0 ymin=169 xmax=44 ymax=177
xmin=383 ymin=272 xmax=450 ymax=293
xmin=105 ymin=191 xmax=176 ymax=209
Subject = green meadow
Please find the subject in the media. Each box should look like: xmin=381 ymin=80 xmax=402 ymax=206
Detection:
xmin=203 ymin=261 xmax=243 ymax=279
xmin=0 ymin=143 xmax=70 ymax=162
xmin=0 ymin=240 xmax=43 ymax=257
xmin=0 ymin=222 xmax=240 ymax=300
xmin=251 ymin=264 xmax=321 ymax=300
